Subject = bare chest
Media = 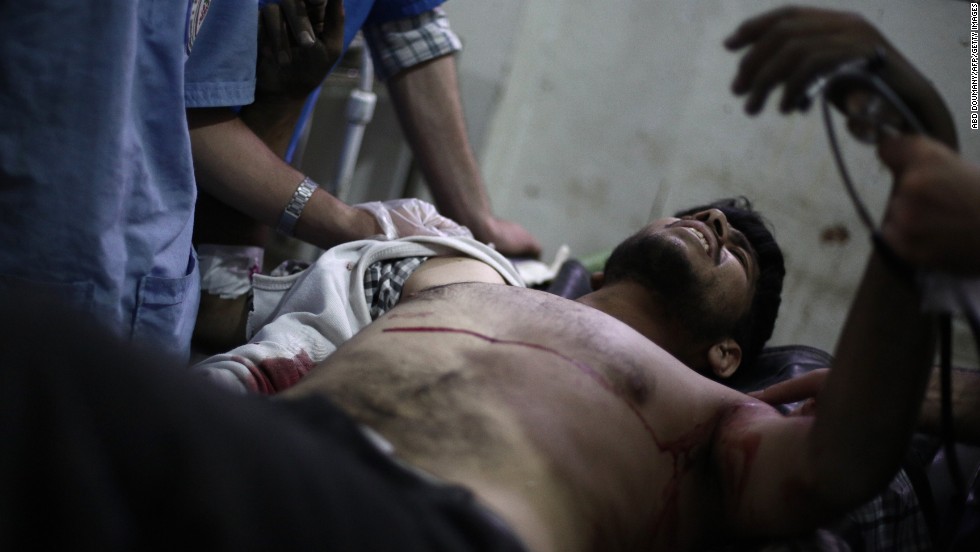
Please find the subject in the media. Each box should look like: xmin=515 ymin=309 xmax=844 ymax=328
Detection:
xmin=302 ymin=284 xmax=739 ymax=549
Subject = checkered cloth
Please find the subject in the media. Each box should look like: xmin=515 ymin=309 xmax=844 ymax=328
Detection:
xmin=833 ymin=468 xmax=933 ymax=551
xmin=712 ymin=468 xmax=933 ymax=551
xmin=362 ymin=7 xmax=462 ymax=81
xmin=364 ymin=256 xmax=427 ymax=320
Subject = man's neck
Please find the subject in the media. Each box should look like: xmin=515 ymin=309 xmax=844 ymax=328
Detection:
xmin=575 ymin=282 xmax=703 ymax=368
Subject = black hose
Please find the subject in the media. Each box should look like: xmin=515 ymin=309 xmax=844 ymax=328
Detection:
xmin=818 ymin=63 xmax=971 ymax=516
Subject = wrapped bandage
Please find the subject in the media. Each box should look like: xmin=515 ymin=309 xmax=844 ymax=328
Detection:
xmin=198 ymin=244 xmax=265 ymax=299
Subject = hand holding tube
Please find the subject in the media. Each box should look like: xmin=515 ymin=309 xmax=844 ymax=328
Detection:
xmin=878 ymin=135 xmax=980 ymax=276
xmin=725 ymin=6 xmax=957 ymax=148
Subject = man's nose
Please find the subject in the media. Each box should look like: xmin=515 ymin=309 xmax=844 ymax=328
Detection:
xmin=695 ymin=209 xmax=730 ymax=241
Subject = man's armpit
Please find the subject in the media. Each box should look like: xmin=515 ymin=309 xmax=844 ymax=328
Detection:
xmin=713 ymin=402 xmax=821 ymax=535
xmin=402 ymin=256 xmax=508 ymax=297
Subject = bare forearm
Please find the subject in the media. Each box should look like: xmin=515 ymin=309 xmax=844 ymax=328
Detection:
xmin=721 ymin=255 xmax=934 ymax=533
xmin=386 ymin=55 xmax=493 ymax=230
xmin=239 ymin=98 xmax=307 ymax=158
xmin=188 ymin=108 xmax=378 ymax=249
xmin=809 ymin=253 xmax=936 ymax=506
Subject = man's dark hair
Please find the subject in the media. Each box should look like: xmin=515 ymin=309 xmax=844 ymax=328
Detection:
xmin=673 ymin=197 xmax=786 ymax=383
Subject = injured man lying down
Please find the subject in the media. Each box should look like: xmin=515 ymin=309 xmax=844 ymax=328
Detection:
xmin=183 ymin=194 xmax=936 ymax=551
xmin=0 ymin=4 xmax=947 ymax=548
xmin=2 ymin=193 xmax=935 ymax=551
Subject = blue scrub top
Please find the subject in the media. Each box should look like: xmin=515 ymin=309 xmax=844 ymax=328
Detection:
xmin=0 ymin=0 xmax=255 ymax=359
xmin=187 ymin=0 xmax=258 ymax=108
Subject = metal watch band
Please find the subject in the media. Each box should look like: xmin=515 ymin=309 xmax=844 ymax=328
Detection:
xmin=277 ymin=176 xmax=318 ymax=236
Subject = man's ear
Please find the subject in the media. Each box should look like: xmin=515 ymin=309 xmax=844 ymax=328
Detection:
xmin=707 ymin=338 xmax=742 ymax=379
xmin=590 ymin=271 xmax=605 ymax=291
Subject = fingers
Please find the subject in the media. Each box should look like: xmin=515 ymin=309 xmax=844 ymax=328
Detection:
xmin=748 ymin=368 xmax=829 ymax=406
xmin=260 ymin=3 xmax=287 ymax=64
xmin=731 ymin=15 xmax=834 ymax=113
xmin=730 ymin=9 xmax=812 ymax=93
xmin=724 ymin=6 xmax=801 ymax=51
xmin=280 ymin=0 xmax=316 ymax=48
xmin=426 ymin=211 xmax=473 ymax=238
xmin=740 ymin=38 xmax=838 ymax=114
xmin=776 ymin=43 xmax=857 ymax=113
xmin=787 ymin=398 xmax=818 ymax=417
xmin=305 ymin=0 xmax=328 ymax=34
xmin=484 ymin=219 xmax=542 ymax=259
xmin=727 ymin=6 xmax=885 ymax=116
xmin=321 ymin=0 xmax=345 ymax=57
xmin=737 ymin=41 xmax=799 ymax=113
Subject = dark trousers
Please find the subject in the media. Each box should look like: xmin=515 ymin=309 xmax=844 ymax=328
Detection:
xmin=0 ymin=294 xmax=526 ymax=551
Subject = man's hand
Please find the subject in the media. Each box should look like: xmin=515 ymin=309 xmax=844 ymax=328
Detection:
xmin=725 ymin=6 xmax=956 ymax=147
xmin=725 ymin=6 xmax=892 ymax=115
xmin=878 ymin=135 xmax=980 ymax=275
xmin=256 ymin=0 xmax=345 ymax=101
xmin=354 ymin=198 xmax=474 ymax=240
xmin=749 ymin=368 xmax=828 ymax=417
xmin=473 ymin=217 xmax=542 ymax=259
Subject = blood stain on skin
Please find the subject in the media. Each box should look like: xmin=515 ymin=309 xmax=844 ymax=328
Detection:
xmin=707 ymin=405 xmax=775 ymax=531
xmin=717 ymin=411 xmax=764 ymax=507
xmin=645 ymin=417 xmax=720 ymax=546
xmin=382 ymin=325 xmax=716 ymax=545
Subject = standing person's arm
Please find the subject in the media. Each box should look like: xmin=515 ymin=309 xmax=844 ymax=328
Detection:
xmin=386 ymin=53 xmax=542 ymax=257
xmin=190 ymin=0 xmax=379 ymax=250
xmin=190 ymin=108 xmax=381 ymax=249
xmin=712 ymin=247 xmax=934 ymax=537
xmin=191 ymin=0 xmax=469 ymax=249
xmin=710 ymin=6 xmax=940 ymax=536
xmin=363 ymin=7 xmax=541 ymax=258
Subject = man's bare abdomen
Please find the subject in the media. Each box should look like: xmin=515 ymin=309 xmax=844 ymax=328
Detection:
xmin=285 ymin=283 xmax=746 ymax=551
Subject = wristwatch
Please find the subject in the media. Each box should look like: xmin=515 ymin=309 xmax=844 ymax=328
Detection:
xmin=277 ymin=176 xmax=318 ymax=236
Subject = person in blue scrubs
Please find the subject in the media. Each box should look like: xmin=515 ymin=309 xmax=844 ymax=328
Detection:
xmin=0 ymin=0 xmax=530 ymax=360
xmin=0 ymin=1 xmax=221 ymax=359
